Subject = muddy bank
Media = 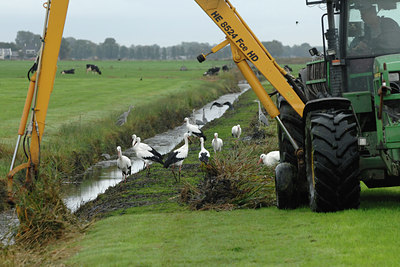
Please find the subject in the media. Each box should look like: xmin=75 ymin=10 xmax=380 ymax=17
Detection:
xmin=75 ymin=164 xmax=198 ymax=220
xmin=75 ymin=88 xmax=278 ymax=220
xmin=63 ymin=85 xmax=249 ymax=212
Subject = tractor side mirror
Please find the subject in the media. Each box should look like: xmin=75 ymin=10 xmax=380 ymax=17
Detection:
xmin=309 ymin=47 xmax=320 ymax=56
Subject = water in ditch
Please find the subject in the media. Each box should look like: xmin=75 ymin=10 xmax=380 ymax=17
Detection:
xmin=62 ymin=83 xmax=249 ymax=212
xmin=0 ymin=83 xmax=250 ymax=245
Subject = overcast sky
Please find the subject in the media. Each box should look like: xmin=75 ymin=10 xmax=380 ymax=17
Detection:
xmin=1 ymin=0 xmax=327 ymax=47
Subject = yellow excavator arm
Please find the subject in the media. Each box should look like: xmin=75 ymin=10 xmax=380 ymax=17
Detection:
xmin=7 ymin=0 xmax=69 ymax=204
xmin=195 ymin=0 xmax=305 ymax=118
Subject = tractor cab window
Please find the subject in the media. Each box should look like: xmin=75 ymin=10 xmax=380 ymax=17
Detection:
xmin=346 ymin=1 xmax=400 ymax=57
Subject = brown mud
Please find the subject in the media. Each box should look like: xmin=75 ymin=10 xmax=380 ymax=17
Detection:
xmin=74 ymin=163 xmax=199 ymax=220
xmin=75 ymin=125 xmax=274 ymax=220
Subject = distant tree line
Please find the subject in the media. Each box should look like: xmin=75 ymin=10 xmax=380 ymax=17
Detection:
xmin=1 ymin=31 xmax=322 ymax=60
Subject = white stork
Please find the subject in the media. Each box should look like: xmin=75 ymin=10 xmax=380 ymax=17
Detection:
xmin=184 ymin=117 xmax=207 ymax=141
xmin=164 ymin=133 xmax=189 ymax=182
xmin=232 ymin=124 xmax=242 ymax=138
xmin=198 ymin=137 xmax=210 ymax=164
xmin=258 ymin=151 xmax=280 ymax=167
xmin=132 ymin=135 xmax=164 ymax=175
xmin=116 ymin=146 xmax=132 ymax=182
xmin=211 ymin=132 xmax=223 ymax=153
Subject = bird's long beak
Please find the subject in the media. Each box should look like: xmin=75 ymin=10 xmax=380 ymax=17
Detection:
xmin=257 ymin=158 xmax=262 ymax=165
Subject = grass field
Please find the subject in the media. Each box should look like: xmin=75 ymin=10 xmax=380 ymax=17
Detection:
xmin=0 ymin=60 xmax=230 ymax=143
xmin=61 ymin=87 xmax=400 ymax=267
xmin=0 ymin=60 xmax=233 ymax=180
xmin=67 ymin=202 xmax=400 ymax=266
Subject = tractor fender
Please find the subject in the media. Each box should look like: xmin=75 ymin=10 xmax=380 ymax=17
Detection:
xmin=303 ymin=97 xmax=352 ymax=118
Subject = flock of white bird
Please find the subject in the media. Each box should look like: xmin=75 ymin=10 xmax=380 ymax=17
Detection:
xmin=116 ymin=104 xmax=280 ymax=183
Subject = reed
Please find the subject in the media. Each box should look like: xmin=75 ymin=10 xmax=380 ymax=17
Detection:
xmin=37 ymin=71 xmax=240 ymax=179
xmin=0 ymin=178 xmax=86 ymax=266
xmin=13 ymin=177 xmax=83 ymax=248
xmin=181 ymin=142 xmax=275 ymax=210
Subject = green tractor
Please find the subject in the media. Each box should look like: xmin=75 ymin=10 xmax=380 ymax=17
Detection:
xmin=275 ymin=0 xmax=400 ymax=212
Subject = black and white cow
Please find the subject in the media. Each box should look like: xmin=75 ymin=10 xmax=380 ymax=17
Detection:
xmin=222 ymin=65 xmax=229 ymax=72
xmin=86 ymin=64 xmax=102 ymax=75
xmin=203 ymin=67 xmax=220 ymax=76
xmin=284 ymin=65 xmax=293 ymax=73
xmin=61 ymin=68 xmax=75 ymax=74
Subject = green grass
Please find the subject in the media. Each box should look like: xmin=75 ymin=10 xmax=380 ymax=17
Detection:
xmin=64 ymin=84 xmax=400 ymax=266
xmin=0 ymin=60 xmax=234 ymax=178
xmin=67 ymin=199 xmax=400 ymax=266
xmin=0 ymin=60 xmax=229 ymax=143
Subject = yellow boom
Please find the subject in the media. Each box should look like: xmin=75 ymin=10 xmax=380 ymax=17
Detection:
xmin=195 ymin=0 xmax=305 ymax=118
xmin=7 ymin=0 xmax=69 ymax=203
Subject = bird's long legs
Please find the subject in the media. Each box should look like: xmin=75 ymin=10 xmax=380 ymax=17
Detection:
xmin=170 ymin=165 xmax=181 ymax=182
xmin=171 ymin=169 xmax=177 ymax=182
xmin=178 ymin=166 xmax=182 ymax=183
xmin=146 ymin=164 xmax=151 ymax=177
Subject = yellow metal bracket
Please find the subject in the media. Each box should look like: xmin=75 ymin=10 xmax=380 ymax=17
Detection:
xmin=198 ymin=39 xmax=230 ymax=62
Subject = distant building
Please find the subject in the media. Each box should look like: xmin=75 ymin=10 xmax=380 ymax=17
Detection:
xmin=10 ymin=51 xmax=19 ymax=60
xmin=22 ymin=43 xmax=39 ymax=59
xmin=25 ymin=49 xmax=36 ymax=56
xmin=0 ymin=48 xmax=12 ymax=60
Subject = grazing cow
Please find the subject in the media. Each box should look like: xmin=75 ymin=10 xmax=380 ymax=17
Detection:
xmin=61 ymin=68 xmax=75 ymax=74
xmin=86 ymin=64 xmax=102 ymax=75
xmin=284 ymin=65 xmax=293 ymax=73
xmin=203 ymin=67 xmax=220 ymax=76
xmin=222 ymin=65 xmax=229 ymax=72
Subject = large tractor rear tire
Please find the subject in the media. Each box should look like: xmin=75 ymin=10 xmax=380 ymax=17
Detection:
xmin=305 ymin=108 xmax=360 ymax=212
xmin=276 ymin=97 xmax=307 ymax=209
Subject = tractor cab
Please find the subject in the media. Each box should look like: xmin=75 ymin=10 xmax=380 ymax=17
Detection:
xmin=346 ymin=1 xmax=400 ymax=58
xmin=306 ymin=0 xmax=400 ymax=94
xmin=344 ymin=0 xmax=400 ymax=93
